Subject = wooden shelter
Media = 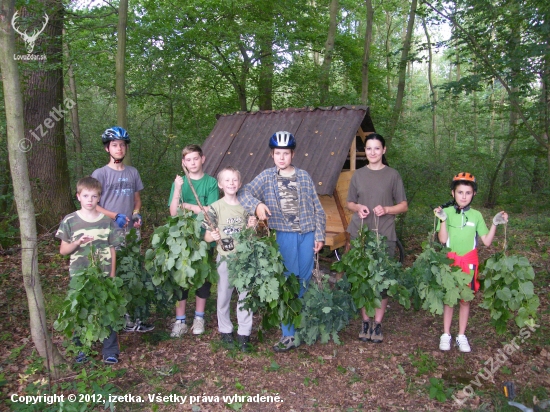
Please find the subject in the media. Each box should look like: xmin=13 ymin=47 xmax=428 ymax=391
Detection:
xmin=201 ymin=106 xmax=376 ymax=250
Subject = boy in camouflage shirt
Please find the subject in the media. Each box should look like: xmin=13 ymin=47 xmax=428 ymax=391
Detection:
xmin=56 ymin=177 xmax=121 ymax=364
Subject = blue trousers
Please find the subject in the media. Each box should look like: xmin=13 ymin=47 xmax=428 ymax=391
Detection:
xmin=276 ymin=231 xmax=314 ymax=337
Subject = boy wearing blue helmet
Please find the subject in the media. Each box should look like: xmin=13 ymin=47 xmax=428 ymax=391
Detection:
xmin=238 ymin=131 xmax=326 ymax=352
xmin=92 ymin=126 xmax=153 ymax=333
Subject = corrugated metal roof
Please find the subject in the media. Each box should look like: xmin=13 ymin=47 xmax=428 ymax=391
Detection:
xmin=202 ymin=106 xmax=375 ymax=196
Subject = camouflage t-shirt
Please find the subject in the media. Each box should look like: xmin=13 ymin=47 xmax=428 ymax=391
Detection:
xmin=277 ymin=172 xmax=300 ymax=232
xmin=56 ymin=211 xmax=122 ymax=276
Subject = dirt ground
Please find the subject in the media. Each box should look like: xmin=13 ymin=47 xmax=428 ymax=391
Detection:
xmin=1 ymin=227 xmax=549 ymax=411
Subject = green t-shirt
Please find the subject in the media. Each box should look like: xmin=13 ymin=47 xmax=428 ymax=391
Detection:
xmin=56 ymin=211 xmax=121 ymax=276
xmin=436 ymin=206 xmax=489 ymax=256
xmin=167 ymin=174 xmax=219 ymax=209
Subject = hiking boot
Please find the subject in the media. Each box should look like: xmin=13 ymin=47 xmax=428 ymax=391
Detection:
xmin=170 ymin=320 xmax=188 ymax=337
xmin=75 ymin=351 xmax=88 ymax=364
xmin=103 ymin=354 xmax=119 ymax=365
xmin=371 ymin=322 xmax=383 ymax=343
xmin=439 ymin=333 xmax=452 ymax=351
xmin=456 ymin=334 xmax=471 ymax=353
xmin=237 ymin=334 xmax=252 ymax=352
xmin=273 ymin=336 xmax=297 ymax=353
xmin=191 ymin=317 xmax=205 ymax=335
xmin=220 ymin=332 xmax=234 ymax=345
xmin=124 ymin=319 xmax=155 ymax=333
xmin=359 ymin=321 xmax=371 ymax=342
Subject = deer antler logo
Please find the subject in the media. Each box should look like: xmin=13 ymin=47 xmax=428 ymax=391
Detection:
xmin=11 ymin=11 xmax=49 ymax=54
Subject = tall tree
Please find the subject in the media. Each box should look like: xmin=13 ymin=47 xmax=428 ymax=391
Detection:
xmin=421 ymin=17 xmax=438 ymax=158
xmin=387 ymin=0 xmax=417 ymax=145
xmin=360 ymin=0 xmax=374 ymax=105
xmin=117 ymin=0 xmax=130 ymax=164
xmin=319 ymin=0 xmax=338 ymax=105
xmin=21 ymin=0 xmax=74 ymax=231
xmin=0 ymin=0 xmax=65 ymax=376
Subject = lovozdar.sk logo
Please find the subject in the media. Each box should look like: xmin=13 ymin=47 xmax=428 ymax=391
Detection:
xmin=11 ymin=11 xmax=48 ymax=61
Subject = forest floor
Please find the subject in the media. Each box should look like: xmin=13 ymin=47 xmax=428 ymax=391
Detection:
xmin=1 ymin=211 xmax=549 ymax=412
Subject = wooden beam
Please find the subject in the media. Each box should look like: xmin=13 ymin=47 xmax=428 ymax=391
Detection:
xmin=350 ymin=136 xmax=356 ymax=171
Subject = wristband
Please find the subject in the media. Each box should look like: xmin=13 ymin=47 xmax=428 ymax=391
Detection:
xmin=133 ymin=209 xmax=140 ymax=215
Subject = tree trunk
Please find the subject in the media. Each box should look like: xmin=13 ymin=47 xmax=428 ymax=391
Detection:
xmin=387 ymin=0 xmax=417 ymax=146
xmin=360 ymin=0 xmax=373 ymax=106
xmin=485 ymin=137 xmax=515 ymax=207
xmin=0 ymin=0 xmax=65 ymax=376
xmin=257 ymin=8 xmax=274 ymax=111
xmin=116 ymin=0 xmax=130 ymax=165
xmin=422 ymin=17 xmax=438 ymax=160
xmin=22 ymin=0 xmax=74 ymax=232
xmin=63 ymin=28 xmax=82 ymax=178
xmin=319 ymin=0 xmax=338 ymax=105
xmin=385 ymin=11 xmax=392 ymax=101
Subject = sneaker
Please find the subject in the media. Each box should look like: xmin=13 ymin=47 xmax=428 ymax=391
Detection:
xmin=75 ymin=351 xmax=88 ymax=364
xmin=237 ymin=334 xmax=252 ymax=352
xmin=170 ymin=320 xmax=188 ymax=337
xmin=371 ymin=322 xmax=383 ymax=343
xmin=359 ymin=321 xmax=371 ymax=342
xmin=220 ymin=332 xmax=234 ymax=345
xmin=439 ymin=333 xmax=452 ymax=351
xmin=103 ymin=354 xmax=119 ymax=365
xmin=456 ymin=334 xmax=471 ymax=353
xmin=124 ymin=319 xmax=155 ymax=333
xmin=273 ymin=336 xmax=297 ymax=353
xmin=191 ymin=317 xmax=205 ymax=335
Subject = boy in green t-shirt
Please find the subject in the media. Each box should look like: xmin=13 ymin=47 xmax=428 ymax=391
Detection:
xmin=168 ymin=145 xmax=219 ymax=337
xmin=434 ymin=172 xmax=508 ymax=353
xmin=56 ymin=176 xmax=121 ymax=364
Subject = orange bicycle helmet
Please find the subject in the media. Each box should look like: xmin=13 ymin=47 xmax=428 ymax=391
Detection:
xmin=451 ymin=172 xmax=477 ymax=191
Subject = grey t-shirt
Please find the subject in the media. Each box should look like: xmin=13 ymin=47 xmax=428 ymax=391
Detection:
xmin=346 ymin=166 xmax=406 ymax=241
xmin=91 ymin=165 xmax=144 ymax=218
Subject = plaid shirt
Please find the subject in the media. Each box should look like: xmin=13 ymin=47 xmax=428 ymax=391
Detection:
xmin=237 ymin=166 xmax=326 ymax=242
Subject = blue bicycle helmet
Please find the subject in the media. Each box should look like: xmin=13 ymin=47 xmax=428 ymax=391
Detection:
xmin=269 ymin=131 xmax=296 ymax=149
xmin=102 ymin=126 xmax=131 ymax=144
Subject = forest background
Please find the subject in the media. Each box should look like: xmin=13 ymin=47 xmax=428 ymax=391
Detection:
xmin=0 ymin=0 xmax=549 ymax=410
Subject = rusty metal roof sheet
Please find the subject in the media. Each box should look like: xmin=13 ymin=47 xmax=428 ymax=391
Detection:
xmin=202 ymin=106 xmax=375 ymax=196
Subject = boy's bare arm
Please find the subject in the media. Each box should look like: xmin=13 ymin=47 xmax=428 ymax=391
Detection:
xmin=96 ymin=205 xmax=117 ymax=220
xmin=110 ymin=247 xmax=116 ymax=278
xmin=204 ymin=229 xmax=220 ymax=243
xmin=59 ymin=236 xmax=93 ymax=256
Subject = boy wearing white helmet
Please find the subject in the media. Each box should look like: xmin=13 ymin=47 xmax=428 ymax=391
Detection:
xmin=238 ymin=131 xmax=326 ymax=352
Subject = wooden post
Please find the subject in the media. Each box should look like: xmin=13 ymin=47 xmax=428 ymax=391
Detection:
xmin=350 ymin=136 xmax=357 ymax=171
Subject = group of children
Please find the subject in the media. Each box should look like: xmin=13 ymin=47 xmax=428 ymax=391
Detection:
xmin=55 ymin=126 xmax=507 ymax=364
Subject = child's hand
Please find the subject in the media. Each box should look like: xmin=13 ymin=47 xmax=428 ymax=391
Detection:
xmin=434 ymin=207 xmax=447 ymax=222
xmin=210 ymin=229 xmax=221 ymax=241
xmin=256 ymin=203 xmax=271 ymax=221
xmin=174 ymin=175 xmax=184 ymax=188
xmin=356 ymin=204 xmax=369 ymax=219
xmin=78 ymin=235 xmax=94 ymax=245
xmin=115 ymin=214 xmax=128 ymax=228
xmin=247 ymin=216 xmax=257 ymax=228
xmin=493 ymin=211 xmax=508 ymax=225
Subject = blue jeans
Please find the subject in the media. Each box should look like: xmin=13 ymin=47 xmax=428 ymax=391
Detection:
xmin=276 ymin=231 xmax=314 ymax=337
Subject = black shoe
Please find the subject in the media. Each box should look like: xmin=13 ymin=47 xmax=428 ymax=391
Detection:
xmin=220 ymin=332 xmax=234 ymax=345
xmin=371 ymin=322 xmax=383 ymax=343
xmin=358 ymin=321 xmax=371 ymax=342
xmin=237 ymin=334 xmax=252 ymax=352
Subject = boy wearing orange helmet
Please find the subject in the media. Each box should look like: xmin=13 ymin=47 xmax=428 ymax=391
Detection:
xmin=434 ymin=172 xmax=508 ymax=352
